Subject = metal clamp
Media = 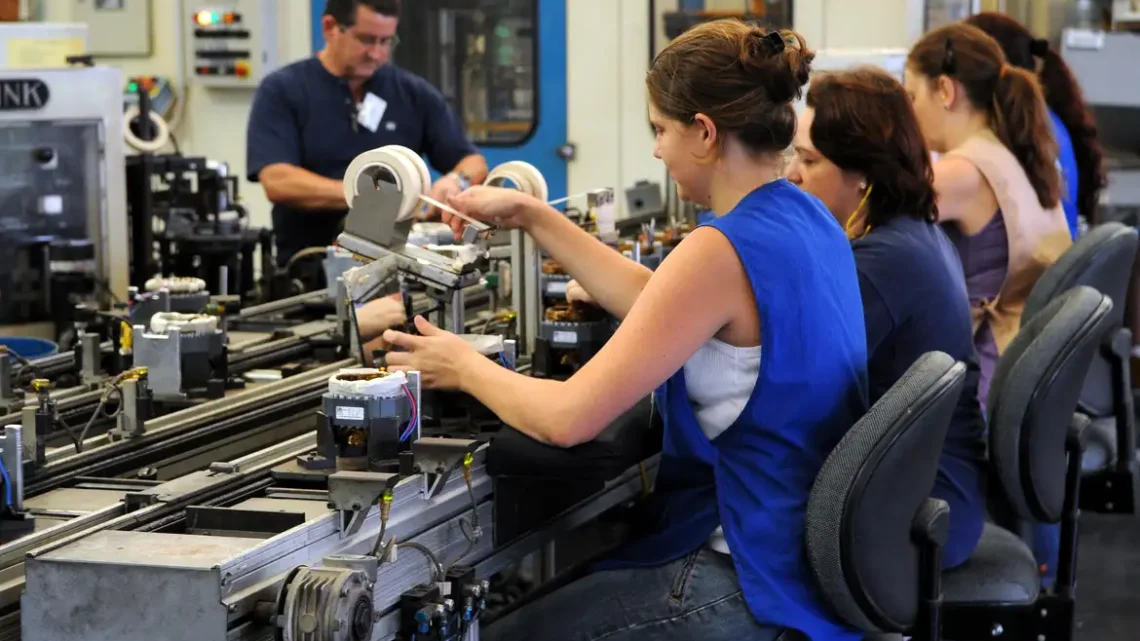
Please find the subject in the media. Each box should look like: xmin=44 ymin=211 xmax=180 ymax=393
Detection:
xmin=412 ymin=438 xmax=480 ymax=499
xmin=327 ymin=470 xmax=399 ymax=536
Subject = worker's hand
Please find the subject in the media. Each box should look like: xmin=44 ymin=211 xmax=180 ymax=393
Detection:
xmin=424 ymin=174 xmax=465 ymax=220
xmin=445 ymin=185 xmax=535 ymax=239
xmin=355 ymin=294 xmax=406 ymax=342
xmin=383 ymin=316 xmax=481 ymax=390
xmin=565 ymin=279 xmax=597 ymax=306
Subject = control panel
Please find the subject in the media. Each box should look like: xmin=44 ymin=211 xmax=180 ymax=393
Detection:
xmin=122 ymin=76 xmax=176 ymax=120
xmin=182 ymin=0 xmax=280 ymax=88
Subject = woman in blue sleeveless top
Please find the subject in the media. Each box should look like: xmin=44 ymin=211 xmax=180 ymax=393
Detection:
xmin=787 ymin=67 xmax=986 ymax=570
xmin=966 ymin=12 xmax=1107 ymax=239
xmin=383 ymin=19 xmax=868 ymax=641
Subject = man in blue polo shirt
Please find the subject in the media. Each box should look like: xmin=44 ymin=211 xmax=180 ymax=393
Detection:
xmin=246 ymin=0 xmax=488 ymax=266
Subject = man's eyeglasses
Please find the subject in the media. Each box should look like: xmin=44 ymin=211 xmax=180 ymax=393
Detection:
xmin=338 ymin=25 xmax=400 ymax=50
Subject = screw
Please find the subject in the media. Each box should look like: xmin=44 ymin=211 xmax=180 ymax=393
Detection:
xmin=992 ymin=623 xmax=1004 ymax=636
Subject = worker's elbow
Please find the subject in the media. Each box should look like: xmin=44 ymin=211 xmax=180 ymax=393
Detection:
xmin=542 ymin=406 xmax=595 ymax=449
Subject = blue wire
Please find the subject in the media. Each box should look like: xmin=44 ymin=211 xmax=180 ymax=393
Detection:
xmin=0 ymin=456 xmax=12 ymax=509
xmin=497 ymin=352 xmax=509 ymax=368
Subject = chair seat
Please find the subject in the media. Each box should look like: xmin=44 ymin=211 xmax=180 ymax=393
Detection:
xmin=943 ymin=523 xmax=1040 ymax=605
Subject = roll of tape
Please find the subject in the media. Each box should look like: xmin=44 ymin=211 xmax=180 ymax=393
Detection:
xmin=390 ymin=145 xmax=432 ymax=201
xmin=486 ymin=160 xmax=549 ymax=202
xmin=123 ymin=106 xmax=171 ymax=154
xmin=342 ymin=145 xmax=429 ymax=222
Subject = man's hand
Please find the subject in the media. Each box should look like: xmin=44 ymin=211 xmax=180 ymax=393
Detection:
xmin=355 ymin=294 xmax=407 ymax=342
xmin=424 ymin=173 xmax=465 ymax=220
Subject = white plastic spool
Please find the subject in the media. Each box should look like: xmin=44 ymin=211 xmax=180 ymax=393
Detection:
xmin=144 ymin=276 xmax=207 ymax=294
xmin=459 ymin=334 xmax=505 ymax=356
xmin=486 ymin=160 xmax=549 ymax=202
xmin=123 ymin=106 xmax=171 ymax=153
xmin=342 ymin=145 xmax=431 ymax=222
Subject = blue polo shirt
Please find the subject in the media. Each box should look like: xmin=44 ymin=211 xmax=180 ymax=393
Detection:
xmin=246 ymin=57 xmax=478 ymax=264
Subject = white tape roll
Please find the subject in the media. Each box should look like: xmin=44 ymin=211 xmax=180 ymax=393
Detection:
xmin=123 ymin=106 xmax=171 ymax=153
xmin=328 ymin=368 xmax=408 ymax=398
xmin=390 ymin=145 xmax=432 ymax=201
xmin=486 ymin=161 xmax=548 ymax=202
xmin=342 ymin=145 xmax=429 ymax=222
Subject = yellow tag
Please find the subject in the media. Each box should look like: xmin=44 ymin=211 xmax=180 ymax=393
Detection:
xmin=7 ymin=38 xmax=85 ymax=69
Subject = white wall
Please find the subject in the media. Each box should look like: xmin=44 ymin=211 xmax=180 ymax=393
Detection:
xmin=565 ymin=0 xmax=924 ymax=215
xmin=41 ymin=0 xmax=313 ymax=232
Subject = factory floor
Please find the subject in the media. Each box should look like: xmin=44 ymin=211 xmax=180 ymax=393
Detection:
xmin=1076 ymin=512 xmax=1140 ymax=639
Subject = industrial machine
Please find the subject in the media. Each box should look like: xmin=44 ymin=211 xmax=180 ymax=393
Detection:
xmin=15 ymin=149 xmax=660 ymax=641
xmin=0 ymin=65 xmax=129 ymax=337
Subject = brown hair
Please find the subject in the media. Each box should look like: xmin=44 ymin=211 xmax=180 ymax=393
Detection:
xmin=646 ymin=19 xmax=813 ymax=154
xmin=806 ymin=67 xmax=938 ymax=226
xmin=908 ymin=22 xmax=1060 ymax=210
xmin=966 ymin=12 xmax=1106 ymax=223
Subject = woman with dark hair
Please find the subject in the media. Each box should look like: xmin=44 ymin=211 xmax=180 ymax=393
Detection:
xmin=966 ymin=11 xmax=1107 ymax=238
xmin=381 ymin=18 xmax=868 ymax=641
xmin=787 ymin=67 xmax=986 ymax=569
xmin=905 ymin=22 xmax=1072 ymax=412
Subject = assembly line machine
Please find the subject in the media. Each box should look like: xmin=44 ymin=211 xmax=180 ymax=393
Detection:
xmin=3 ymin=142 xmax=659 ymax=641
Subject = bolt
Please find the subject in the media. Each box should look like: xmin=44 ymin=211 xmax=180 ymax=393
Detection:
xmin=333 ymin=619 xmax=343 ymax=631
xmin=373 ymin=611 xmax=382 ymax=622
xmin=992 ymin=623 xmax=1004 ymax=636
xmin=227 ymin=604 xmax=237 ymax=613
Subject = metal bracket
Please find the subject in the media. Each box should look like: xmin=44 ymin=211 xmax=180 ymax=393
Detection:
xmin=325 ymin=553 xmax=380 ymax=584
xmin=327 ymin=470 xmax=399 ymax=536
xmin=412 ymin=438 xmax=480 ymax=499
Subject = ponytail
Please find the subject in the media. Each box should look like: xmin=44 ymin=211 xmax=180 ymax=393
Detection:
xmin=1038 ymin=48 xmax=1107 ymax=224
xmin=990 ymin=64 xmax=1061 ymax=210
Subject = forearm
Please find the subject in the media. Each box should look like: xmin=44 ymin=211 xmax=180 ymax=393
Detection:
xmin=524 ymin=203 xmax=652 ymax=319
xmin=260 ymin=164 xmax=347 ymax=210
xmin=459 ymin=356 xmax=582 ymax=447
xmin=451 ymin=154 xmax=489 ymax=184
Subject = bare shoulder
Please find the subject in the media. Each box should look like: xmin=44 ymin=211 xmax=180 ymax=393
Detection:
xmin=934 ymin=155 xmax=986 ymax=197
xmin=934 ymin=155 xmax=995 ymax=225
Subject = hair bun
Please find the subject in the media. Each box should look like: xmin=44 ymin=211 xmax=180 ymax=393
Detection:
xmin=738 ymin=27 xmax=813 ymax=104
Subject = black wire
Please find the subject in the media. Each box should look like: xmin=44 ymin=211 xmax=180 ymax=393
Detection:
xmin=168 ymin=131 xmax=181 ymax=154
xmin=347 ymin=301 xmax=369 ymax=364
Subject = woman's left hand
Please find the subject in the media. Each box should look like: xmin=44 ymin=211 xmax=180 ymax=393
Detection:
xmin=382 ymin=316 xmax=481 ymax=390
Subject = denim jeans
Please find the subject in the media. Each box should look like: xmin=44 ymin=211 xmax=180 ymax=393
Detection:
xmin=483 ymin=547 xmax=799 ymax=641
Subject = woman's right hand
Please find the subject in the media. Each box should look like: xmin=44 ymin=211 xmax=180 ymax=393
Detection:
xmin=445 ymin=186 xmax=536 ymax=238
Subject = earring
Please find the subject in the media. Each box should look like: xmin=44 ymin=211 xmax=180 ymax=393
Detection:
xmin=859 ymin=180 xmax=868 ymax=191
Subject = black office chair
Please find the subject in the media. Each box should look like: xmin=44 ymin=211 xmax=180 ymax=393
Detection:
xmin=806 ymin=351 xmax=966 ymax=641
xmin=1022 ymin=222 xmax=1139 ymax=513
xmin=938 ymin=286 xmax=1114 ymax=641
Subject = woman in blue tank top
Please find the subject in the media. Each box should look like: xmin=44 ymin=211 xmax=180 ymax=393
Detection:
xmin=787 ymin=68 xmax=986 ymax=570
xmin=382 ymin=19 xmax=868 ymax=641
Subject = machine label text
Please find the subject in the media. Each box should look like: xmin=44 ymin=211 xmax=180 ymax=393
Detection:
xmin=0 ymin=79 xmax=50 ymax=111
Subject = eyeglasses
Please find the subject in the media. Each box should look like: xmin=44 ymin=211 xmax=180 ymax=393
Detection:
xmin=338 ymin=25 xmax=400 ymax=50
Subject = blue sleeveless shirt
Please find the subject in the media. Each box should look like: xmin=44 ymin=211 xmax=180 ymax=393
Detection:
xmin=606 ymin=180 xmax=868 ymax=640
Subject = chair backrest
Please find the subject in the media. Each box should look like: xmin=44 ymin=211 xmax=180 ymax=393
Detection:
xmin=806 ymin=351 xmax=966 ymax=633
xmin=1022 ymin=222 xmax=1138 ymax=416
xmin=990 ymin=286 xmax=1114 ymax=522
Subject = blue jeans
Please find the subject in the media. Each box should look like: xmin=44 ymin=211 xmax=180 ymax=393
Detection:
xmin=483 ymin=547 xmax=795 ymax=641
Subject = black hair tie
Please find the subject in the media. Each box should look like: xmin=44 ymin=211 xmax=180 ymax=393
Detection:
xmin=942 ymin=38 xmax=957 ymax=75
xmin=1029 ymin=38 xmax=1050 ymax=58
xmin=763 ymin=31 xmax=786 ymax=55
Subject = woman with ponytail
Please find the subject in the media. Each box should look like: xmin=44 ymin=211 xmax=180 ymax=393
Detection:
xmin=967 ymin=11 xmax=1107 ymax=237
xmin=905 ymin=22 xmax=1072 ymax=411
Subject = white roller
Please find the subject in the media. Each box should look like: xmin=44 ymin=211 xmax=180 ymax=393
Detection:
xmin=390 ymin=145 xmax=432 ymax=203
xmin=328 ymin=368 xmax=408 ymax=398
xmin=123 ymin=106 xmax=171 ymax=154
xmin=342 ymin=145 xmax=429 ymax=222
xmin=150 ymin=312 xmax=217 ymax=335
xmin=459 ymin=334 xmax=505 ymax=356
xmin=144 ymin=276 xmax=207 ymax=294
xmin=486 ymin=160 xmax=548 ymax=202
